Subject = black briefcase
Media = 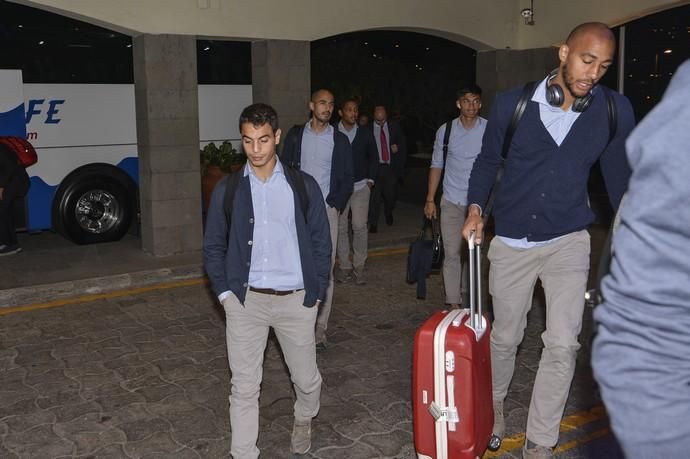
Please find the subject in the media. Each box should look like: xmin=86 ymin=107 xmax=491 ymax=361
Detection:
xmin=406 ymin=218 xmax=444 ymax=299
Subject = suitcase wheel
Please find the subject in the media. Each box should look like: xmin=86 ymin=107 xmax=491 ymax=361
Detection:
xmin=488 ymin=435 xmax=502 ymax=452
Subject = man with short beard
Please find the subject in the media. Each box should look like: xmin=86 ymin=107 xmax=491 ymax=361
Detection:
xmin=461 ymin=22 xmax=635 ymax=458
xmin=334 ymin=98 xmax=378 ymax=285
xmin=281 ymin=89 xmax=354 ymax=348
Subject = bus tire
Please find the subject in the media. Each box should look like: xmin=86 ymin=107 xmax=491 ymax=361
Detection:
xmin=53 ymin=165 xmax=137 ymax=245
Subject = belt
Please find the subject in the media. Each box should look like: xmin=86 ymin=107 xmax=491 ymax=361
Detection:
xmin=248 ymin=286 xmax=304 ymax=296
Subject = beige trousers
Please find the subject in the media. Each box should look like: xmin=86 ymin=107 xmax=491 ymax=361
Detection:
xmin=316 ymin=206 xmax=339 ymax=336
xmin=439 ymin=196 xmax=468 ymax=305
xmin=488 ymin=230 xmax=590 ymax=447
xmin=223 ymin=290 xmax=321 ymax=459
xmin=337 ymin=186 xmax=371 ymax=271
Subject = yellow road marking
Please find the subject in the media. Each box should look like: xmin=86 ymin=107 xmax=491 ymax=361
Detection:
xmin=484 ymin=405 xmax=609 ymax=458
xmin=1 ymin=245 xmax=409 ymax=316
xmin=0 ymin=278 xmax=206 ymax=316
xmin=555 ymin=427 xmax=611 ymax=454
xmin=2 ymin=245 xmax=615 ymax=456
xmin=368 ymin=246 xmax=408 ymax=257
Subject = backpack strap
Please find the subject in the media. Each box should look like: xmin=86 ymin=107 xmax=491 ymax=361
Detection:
xmin=434 ymin=119 xmax=454 ymax=200
xmin=288 ymin=124 xmax=305 ymax=169
xmin=284 ymin=165 xmax=310 ymax=223
xmin=482 ymin=81 xmax=535 ymax=222
xmin=223 ymin=170 xmax=243 ymax=231
xmin=605 ymin=89 xmax=617 ymax=147
xmin=442 ymin=120 xmax=453 ymax=166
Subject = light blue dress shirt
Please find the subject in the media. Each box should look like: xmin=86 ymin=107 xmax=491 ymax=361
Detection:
xmin=431 ymin=117 xmax=486 ymax=206
xmin=246 ymin=160 xmax=304 ymax=290
xmin=498 ymin=76 xmax=581 ymax=249
xmin=301 ymin=121 xmax=334 ymax=204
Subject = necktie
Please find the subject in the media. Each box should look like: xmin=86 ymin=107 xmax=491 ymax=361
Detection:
xmin=380 ymin=126 xmax=390 ymax=163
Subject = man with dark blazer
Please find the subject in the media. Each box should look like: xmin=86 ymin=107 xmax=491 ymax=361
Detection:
xmin=203 ymin=103 xmax=331 ymax=457
xmin=280 ymin=89 xmax=354 ymax=348
xmin=368 ymin=104 xmax=406 ymax=233
xmin=334 ymin=98 xmax=378 ymax=285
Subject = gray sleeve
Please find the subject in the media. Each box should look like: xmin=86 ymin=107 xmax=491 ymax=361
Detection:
xmin=591 ymin=59 xmax=690 ymax=457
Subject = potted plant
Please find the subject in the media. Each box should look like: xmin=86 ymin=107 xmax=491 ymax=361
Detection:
xmin=201 ymin=140 xmax=246 ymax=213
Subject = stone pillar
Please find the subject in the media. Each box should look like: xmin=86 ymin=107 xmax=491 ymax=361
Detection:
xmin=251 ymin=40 xmax=310 ymax=137
xmin=476 ymin=47 xmax=558 ymax=110
xmin=133 ymin=34 xmax=202 ymax=256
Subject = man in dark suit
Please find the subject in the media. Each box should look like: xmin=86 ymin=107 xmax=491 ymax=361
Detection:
xmin=368 ymin=104 xmax=407 ymax=233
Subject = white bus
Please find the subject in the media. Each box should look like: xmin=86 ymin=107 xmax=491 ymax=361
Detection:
xmin=0 ymin=70 xmax=251 ymax=244
xmin=1 ymin=1 xmax=253 ymax=244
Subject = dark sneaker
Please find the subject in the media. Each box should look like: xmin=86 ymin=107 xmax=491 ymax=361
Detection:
xmin=290 ymin=418 xmax=312 ymax=455
xmin=0 ymin=244 xmax=22 ymax=256
xmin=335 ymin=267 xmax=353 ymax=283
xmin=385 ymin=214 xmax=394 ymax=226
xmin=353 ymin=268 xmax=367 ymax=285
xmin=522 ymin=439 xmax=554 ymax=458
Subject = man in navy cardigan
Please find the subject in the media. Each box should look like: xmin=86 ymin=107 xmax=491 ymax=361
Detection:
xmin=462 ymin=23 xmax=635 ymax=458
xmin=281 ymin=89 xmax=354 ymax=348
xmin=203 ymin=103 xmax=331 ymax=458
xmin=335 ymin=98 xmax=378 ymax=285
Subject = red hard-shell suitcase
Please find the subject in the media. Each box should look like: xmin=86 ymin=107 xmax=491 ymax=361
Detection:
xmin=413 ymin=234 xmax=500 ymax=458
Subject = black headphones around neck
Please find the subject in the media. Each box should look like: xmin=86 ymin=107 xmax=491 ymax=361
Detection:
xmin=545 ymin=68 xmax=594 ymax=113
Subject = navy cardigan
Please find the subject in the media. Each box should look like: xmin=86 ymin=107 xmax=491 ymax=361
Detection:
xmin=280 ymin=124 xmax=354 ymax=212
xmin=350 ymin=125 xmax=379 ymax=183
xmin=203 ymin=169 xmax=332 ymax=307
xmin=468 ymin=84 xmax=635 ymax=241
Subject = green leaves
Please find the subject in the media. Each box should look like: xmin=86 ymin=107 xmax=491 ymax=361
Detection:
xmin=201 ymin=140 xmax=246 ymax=173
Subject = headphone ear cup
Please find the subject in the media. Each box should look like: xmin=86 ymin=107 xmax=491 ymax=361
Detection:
xmin=545 ymin=83 xmax=564 ymax=107
xmin=571 ymin=93 xmax=593 ymax=113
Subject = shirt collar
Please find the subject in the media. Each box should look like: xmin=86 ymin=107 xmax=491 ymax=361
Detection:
xmin=532 ymin=76 xmax=553 ymax=108
xmin=244 ymin=156 xmax=284 ymax=180
xmin=338 ymin=121 xmax=357 ymax=133
xmin=532 ymin=76 xmax=600 ymax=113
xmin=305 ymin=120 xmax=333 ymax=136
xmin=456 ymin=116 xmax=484 ymax=130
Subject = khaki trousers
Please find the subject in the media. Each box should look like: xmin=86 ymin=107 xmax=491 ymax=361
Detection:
xmin=223 ymin=290 xmax=321 ymax=459
xmin=488 ymin=230 xmax=590 ymax=447
xmin=337 ymin=186 xmax=371 ymax=271
xmin=316 ymin=206 xmax=339 ymax=335
xmin=439 ymin=196 xmax=468 ymax=305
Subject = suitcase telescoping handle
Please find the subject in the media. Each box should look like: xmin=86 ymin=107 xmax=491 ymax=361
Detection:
xmin=468 ymin=232 xmax=484 ymax=331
